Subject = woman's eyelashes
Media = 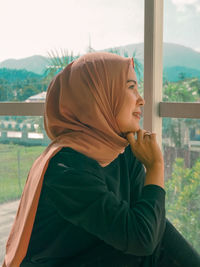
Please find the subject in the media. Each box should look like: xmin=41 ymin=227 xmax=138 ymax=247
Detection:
xmin=128 ymin=85 xmax=140 ymax=98
xmin=128 ymin=84 xmax=138 ymax=93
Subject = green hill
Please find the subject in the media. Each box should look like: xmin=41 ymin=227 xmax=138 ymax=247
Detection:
xmin=0 ymin=55 xmax=49 ymax=75
xmin=0 ymin=43 xmax=200 ymax=82
xmin=0 ymin=68 xmax=42 ymax=82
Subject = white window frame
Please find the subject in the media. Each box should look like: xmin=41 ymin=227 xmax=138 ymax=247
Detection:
xmin=0 ymin=0 xmax=200 ymax=147
xmin=143 ymin=0 xmax=200 ymax=147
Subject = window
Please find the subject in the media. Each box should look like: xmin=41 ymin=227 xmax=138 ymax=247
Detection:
xmin=162 ymin=0 xmax=200 ymax=252
xmin=0 ymin=1 xmax=145 ymax=263
xmin=163 ymin=0 xmax=200 ymax=103
xmin=0 ymin=0 xmax=200 ymax=263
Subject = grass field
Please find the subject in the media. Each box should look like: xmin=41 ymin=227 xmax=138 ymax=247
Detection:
xmin=0 ymin=143 xmax=45 ymax=203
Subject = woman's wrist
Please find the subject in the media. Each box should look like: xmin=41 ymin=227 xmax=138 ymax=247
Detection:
xmin=145 ymin=162 xmax=164 ymax=172
xmin=144 ymin=163 xmax=165 ymax=189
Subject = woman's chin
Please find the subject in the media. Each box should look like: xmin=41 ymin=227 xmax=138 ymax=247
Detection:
xmin=129 ymin=126 xmax=140 ymax=133
xmin=118 ymin=125 xmax=140 ymax=138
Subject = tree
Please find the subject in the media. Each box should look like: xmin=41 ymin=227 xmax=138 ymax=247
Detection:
xmin=162 ymin=78 xmax=200 ymax=148
xmin=165 ymin=157 xmax=200 ymax=252
xmin=178 ymin=72 xmax=186 ymax=81
xmin=163 ymin=78 xmax=199 ymax=102
xmin=0 ymin=78 xmax=12 ymax=101
xmin=107 ymin=48 xmax=143 ymax=84
xmin=43 ymin=49 xmax=80 ymax=85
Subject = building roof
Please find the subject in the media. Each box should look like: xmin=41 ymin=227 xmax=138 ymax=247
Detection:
xmin=25 ymin=91 xmax=46 ymax=102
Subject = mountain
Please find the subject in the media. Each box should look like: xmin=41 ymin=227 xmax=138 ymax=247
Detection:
xmin=104 ymin=43 xmax=200 ymax=81
xmin=163 ymin=66 xmax=200 ymax=82
xmin=0 ymin=43 xmax=200 ymax=81
xmin=162 ymin=43 xmax=200 ymax=71
xmin=0 ymin=68 xmax=42 ymax=82
xmin=0 ymin=55 xmax=49 ymax=75
xmin=103 ymin=42 xmax=200 ymax=71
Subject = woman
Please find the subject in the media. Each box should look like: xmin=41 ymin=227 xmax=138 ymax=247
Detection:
xmin=3 ymin=52 xmax=200 ymax=267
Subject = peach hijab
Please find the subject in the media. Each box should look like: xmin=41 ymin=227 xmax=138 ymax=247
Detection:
xmin=3 ymin=52 xmax=134 ymax=267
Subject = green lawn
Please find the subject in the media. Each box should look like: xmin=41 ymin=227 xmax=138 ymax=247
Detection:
xmin=0 ymin=143 xmax=45 ymax=203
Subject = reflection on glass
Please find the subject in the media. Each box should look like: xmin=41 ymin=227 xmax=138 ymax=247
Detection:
xmin=162 ymin=118 xmax=200 ymax=252
xmin=0 ymin=116 xmax=50 ymax=203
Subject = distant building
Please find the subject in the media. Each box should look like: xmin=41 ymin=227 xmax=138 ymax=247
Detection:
xmin=25 ymin=91 xmax=46 ymax=102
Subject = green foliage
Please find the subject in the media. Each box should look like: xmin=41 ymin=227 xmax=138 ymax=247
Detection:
xmin=163 ymin=66 xmax=200 ymax=82
xmin=0 ymin=68 xmax=41 ymax=82
xmin=107 ymin=48 xmax=143 ymax=84
xmin=43 ymin=49 xmax=80 ymax=84
xmin=166 ymin=157 xmax=200 ymax=252
xmin=0 ymin=144 xmax=44 ymax=203
xmin=163 ymin=78 xmax=199 ymax=102
xmin=0 ymin=68 xmax=47 ymax=101
xmin=107 ymin=48 xmax=121 ymax=56
xmin=162 ymin=78 xmax=200 ymax=147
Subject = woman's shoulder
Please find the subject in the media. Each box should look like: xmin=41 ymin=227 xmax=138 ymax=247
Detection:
xmin=46 ymin=146 xmax=100 ymax=175
xmin=44 ymin=145 xmax=144 ymax=179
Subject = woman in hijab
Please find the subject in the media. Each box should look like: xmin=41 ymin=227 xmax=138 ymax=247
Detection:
xmin=2 ymin=52 xmax=200 ymax=267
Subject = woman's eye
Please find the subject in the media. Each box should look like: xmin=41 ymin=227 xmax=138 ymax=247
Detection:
xmin=129 ymin=85 xmax=135 ymax=89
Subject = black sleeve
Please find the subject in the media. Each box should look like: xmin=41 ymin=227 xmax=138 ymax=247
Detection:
xmin=160 ymin=218 xmax=200 ymax=266
xmin=44 ymin=161 xmax=166 ymax=257
xmin=127 ymin=145 xmax=166 ymax=253
xmin=124 ymin=144 xmax=146 ymax=204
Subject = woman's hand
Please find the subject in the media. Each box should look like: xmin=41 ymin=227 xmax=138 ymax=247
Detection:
xmin=126 ymin=129 xmax=164 ymax=171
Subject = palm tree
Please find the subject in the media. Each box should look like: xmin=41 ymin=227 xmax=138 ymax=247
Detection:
xmin=43 ymin=49 xmax=80 ymax=84
xmin=129 ymin=49 xmax=143 ymax=83
xmin=107 ymin=48 xmax=143 ymax=83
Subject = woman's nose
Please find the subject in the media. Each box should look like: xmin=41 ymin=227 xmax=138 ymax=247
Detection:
xmin=137 ymin=94 xmax=145 ymax=106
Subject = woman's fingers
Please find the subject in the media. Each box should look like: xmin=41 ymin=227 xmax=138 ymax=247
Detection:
xmin=149 ymin=132 xmax=156 ymax=141
xmin=126 ymin=132 xmax=136 ymax=145
xmin=126 ymin=129 xmax=157 ymax=143
xmin=136 ymin=129 xmax=144 ymax=142
xmin=126 ymin=129 xmax=163 ymax=169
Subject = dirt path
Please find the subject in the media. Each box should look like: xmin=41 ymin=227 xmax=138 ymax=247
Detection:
xmin=0 ymin=200 xmax=19 ymax=265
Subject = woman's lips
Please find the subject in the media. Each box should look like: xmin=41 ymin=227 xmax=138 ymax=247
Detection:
xmin=133 ymin=112 xmax=141 ymax=119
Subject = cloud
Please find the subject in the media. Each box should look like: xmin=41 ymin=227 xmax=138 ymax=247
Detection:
xmin=172 ymin=0 xmax=200 ymax=12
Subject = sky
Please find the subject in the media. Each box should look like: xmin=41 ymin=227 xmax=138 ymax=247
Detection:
xmin=0 ymin=0 xmax=200 ymax=62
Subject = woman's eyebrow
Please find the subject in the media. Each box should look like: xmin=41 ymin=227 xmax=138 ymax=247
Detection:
xmin=127 ymin=79 xmax=136 ymax=84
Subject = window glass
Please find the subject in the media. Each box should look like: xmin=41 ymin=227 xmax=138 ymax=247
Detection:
xmin=0 ymin=116 xmax=50 ymax=203
xmin=0 ymin=0 xmax=144 ymax=102
xmin=162 ymin=118 xmax=200 ymax=252
xmin=163 ymin=0 xmax=200 ymax=102
xmin=0 ymin=115 xmax=49 ymax=263
xmin=0 ymin=1 xmax=144 ymax=264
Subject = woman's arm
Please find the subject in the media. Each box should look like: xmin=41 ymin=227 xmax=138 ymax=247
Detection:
xmin=45 ymin=165 xmax=165 ymax=257
xmin=159 ymin=219 xmax=200 ymax=266
xmin=144 ymin=163 xmax=164 ymax=189
xmin=126 ymin=131 xmax=200 ymax=265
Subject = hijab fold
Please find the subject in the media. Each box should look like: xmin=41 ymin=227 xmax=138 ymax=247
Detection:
xmin=3 ymin=52 xmax=133 ymax=267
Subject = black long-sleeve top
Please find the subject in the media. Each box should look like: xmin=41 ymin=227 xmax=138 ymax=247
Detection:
xmin=21 ymin=144 xmax=166 ymax=267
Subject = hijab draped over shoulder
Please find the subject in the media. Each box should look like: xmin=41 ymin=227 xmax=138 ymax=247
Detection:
xmin=3 ymin=52 xmax=133 ymax=267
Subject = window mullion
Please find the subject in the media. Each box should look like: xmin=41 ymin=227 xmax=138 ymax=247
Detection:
xmin=144 ymin=0 xmax=164 ymax=147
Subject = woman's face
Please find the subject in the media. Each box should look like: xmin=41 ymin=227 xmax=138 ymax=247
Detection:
xmin=116 ymin=64 xmax=145 ymax=135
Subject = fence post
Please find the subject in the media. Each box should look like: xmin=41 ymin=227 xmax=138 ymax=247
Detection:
xmin=17 ymin=149 xmax=22 ymax=192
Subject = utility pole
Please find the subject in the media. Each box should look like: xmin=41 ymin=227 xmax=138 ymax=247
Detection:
xmin=88 ymin=33 xmax=95 ymax=53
